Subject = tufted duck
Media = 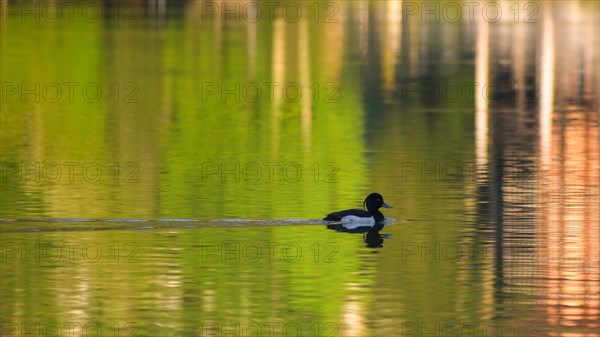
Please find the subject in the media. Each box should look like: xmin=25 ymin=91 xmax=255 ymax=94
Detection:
xmin=323 ymin=193 xmax=392 ymax=224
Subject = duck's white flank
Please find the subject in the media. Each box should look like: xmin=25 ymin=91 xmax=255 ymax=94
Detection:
xmin=340 ymin=215 xmax=376 ymax=225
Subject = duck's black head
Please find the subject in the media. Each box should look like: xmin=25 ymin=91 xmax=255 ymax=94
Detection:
xmin=363 ymin=193 xmax=392 ymax=214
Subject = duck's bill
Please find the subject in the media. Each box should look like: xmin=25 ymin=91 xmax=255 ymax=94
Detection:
xmin=382 ymin=202 xmax=392 ymax=208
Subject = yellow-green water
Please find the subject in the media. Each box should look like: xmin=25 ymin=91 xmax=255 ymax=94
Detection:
xmin=1 ymin=1 xmax=599 ymax=336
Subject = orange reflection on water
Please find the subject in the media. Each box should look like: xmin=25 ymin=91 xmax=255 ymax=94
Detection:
xmin=536 ymin=3 xmax=600 ymax=335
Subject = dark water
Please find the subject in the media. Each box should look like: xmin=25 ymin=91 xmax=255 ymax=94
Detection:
xmin=1 ymin=1 xmax=599 ymax=336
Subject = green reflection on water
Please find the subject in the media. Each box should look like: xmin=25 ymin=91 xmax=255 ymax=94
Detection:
xmin=0 ymin=3 xmax=380 ymax=219
xmin=0 ymin=226 xmax=375 ymax=336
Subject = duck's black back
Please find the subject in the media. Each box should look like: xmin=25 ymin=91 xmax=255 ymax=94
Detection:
xmin=323 ymin=209 xmax=371 ymax=221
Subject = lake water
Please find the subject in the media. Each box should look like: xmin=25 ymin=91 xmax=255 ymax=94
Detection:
xmin=1 ymin=1 xmax=599 ymax=336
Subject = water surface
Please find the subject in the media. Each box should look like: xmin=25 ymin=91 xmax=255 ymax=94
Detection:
xmin=1 ymin=1 xmax=598 ymax=336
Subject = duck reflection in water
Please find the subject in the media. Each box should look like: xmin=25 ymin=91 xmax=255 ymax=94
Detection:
xmin=326 ymin=221 xmax=391 ymax=248
xmin=323 ymin=193 xmax=392 ymax=248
